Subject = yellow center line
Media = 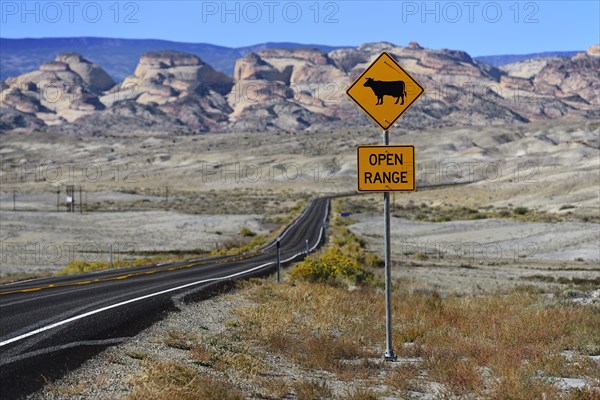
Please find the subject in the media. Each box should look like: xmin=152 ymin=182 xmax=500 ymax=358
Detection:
xmin=0 ymin=251 xmax=265 ymax=296
xmin=20 ymin=287 xmax=43 ymax=293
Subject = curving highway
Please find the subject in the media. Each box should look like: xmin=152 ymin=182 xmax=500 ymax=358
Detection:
xmin=0 ymin=198 xmax=330 ymax=399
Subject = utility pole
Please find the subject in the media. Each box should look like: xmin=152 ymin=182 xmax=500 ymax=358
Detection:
xmin=305 ymin=239 xmax=309 ymax=255
xmin=165 ymin=185 xmax=169 ymax=210
xmin=79 ymin=186 xmax=83 ymax=214
xmin=56 ymin=189 xmax=60 ymax=212
xmin=12 ymin=189 xmax=16 ymax=211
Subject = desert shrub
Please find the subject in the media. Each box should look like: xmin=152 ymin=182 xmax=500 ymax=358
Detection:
xmin=239 ymin=227 xmax=256 ymax=237
xmin=513 ymin=207 xmax=529 ymax=215
xmin=412 ymin=252 xmax=429 ymax=261
xmin=499 ymin=210 xmax=511 ymax=217
xmin=290 ymin=246 xmax=373 ymax=286
xmin=362 ymin=251 xmax=384 ymax=268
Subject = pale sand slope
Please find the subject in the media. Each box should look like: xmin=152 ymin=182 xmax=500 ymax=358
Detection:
xmin=351 ymin=215 xmax=600 ymax=261
xmin=1 ymin=121 xmax=598 ymax=215
xmin=1 ymin=120 xmax=598 ymax=279
xmin=0 ymin=210 xmax=267 ymax=275
xmin=348 ymin=214 xmax=600 ymax=294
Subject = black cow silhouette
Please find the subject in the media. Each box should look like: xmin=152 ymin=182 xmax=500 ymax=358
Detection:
xmin=364 ymin=77 xmax=407 ymax=105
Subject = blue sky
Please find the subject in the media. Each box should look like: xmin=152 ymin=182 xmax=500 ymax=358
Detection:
xmin=1 ymin=1 xmax=598 ymax=55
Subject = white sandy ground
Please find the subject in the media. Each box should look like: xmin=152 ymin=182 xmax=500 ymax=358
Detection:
xmin=1 ymin=120 xmax=598 ymax=278
xmin=350 ymin=215 xmax=600 ymax=262
xmin=1 ymin=121 xmax=598 ymax=213
xmin=0 ymin=210 xmax=267 ymax=275
xmin=348 ymin=214 xmax=600 ymax=295
xmin=0 ymin=191 xmax=164 ymax=212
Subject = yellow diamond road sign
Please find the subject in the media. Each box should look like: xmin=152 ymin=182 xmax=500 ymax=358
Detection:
xmin=357 ymin=145 xmax=415 ymax=192
xmin=346 ymin=52 xmax=424 ymax=131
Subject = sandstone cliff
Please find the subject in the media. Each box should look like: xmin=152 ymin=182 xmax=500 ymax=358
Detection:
xmin=2 ymin=43 xmax=598 ymax=133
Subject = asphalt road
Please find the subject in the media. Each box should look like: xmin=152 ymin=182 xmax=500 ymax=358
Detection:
xmin=0 ymin=198 xmax=330 ymax=399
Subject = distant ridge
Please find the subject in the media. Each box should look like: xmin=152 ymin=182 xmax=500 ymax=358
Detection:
xmin=2 ymin=41 xmax=597 ymax=133
xmin=474 ymin=51 xmax=581 ymax=67
xmin=0 ymin=37 xmax=581 ymax=81
xmin=0 ymin=37 xmax=345 ymax=81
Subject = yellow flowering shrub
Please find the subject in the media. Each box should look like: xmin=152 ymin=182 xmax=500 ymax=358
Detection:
xmin=290 ymin=245 xmax=373 ymax=286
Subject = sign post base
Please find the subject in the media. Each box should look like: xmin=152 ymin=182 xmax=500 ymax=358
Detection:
xmin=384 ymin=350 xmax=398 ymax=362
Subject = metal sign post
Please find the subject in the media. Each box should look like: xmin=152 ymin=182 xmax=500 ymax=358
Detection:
xmin=382 ymin=130 xmax=397 ymax=361
xmin=346 ymin=51 xmax=424 ymax=362
xmin=276 ymin=238 xmax=281 ymax=283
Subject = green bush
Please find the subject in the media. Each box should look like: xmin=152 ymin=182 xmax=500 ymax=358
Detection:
xmin=513 ymin=207 xmax=529 ymax=215
xmin=290 ymin=246 xmax=373 ymax=286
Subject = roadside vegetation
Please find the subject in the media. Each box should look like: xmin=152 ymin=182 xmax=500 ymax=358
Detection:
xmin=335 ymin=197 xmax=599 ymax=223
xmin=402 ymin=203 xmax=599 ymax=223
xmin=0 ymin=271 xmax=53 ymax=284
xmin=289 ymin=204 xmax=382 ymax=287
xmin=210 ymin=199 xmax=309 ymax=257
xmin=115 ymin=198 xmax=600 ymax=399
xmin=83 ymin=187 xmax=311 ymax=215
xmin=42 ymin=200 xmax=310 ymax=277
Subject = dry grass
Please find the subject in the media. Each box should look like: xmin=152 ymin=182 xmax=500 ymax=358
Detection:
xmin=255 ymin=377 xmax=291 ymax=399
xmin=385 ymin=362 xmax=421 ymax=393
xmin=42 ymin=378 xmax=87 ymax=396
xmin=344 ymin=386 xmax=380 ymax=400
xmin=126 ymin=360 xmax=242 ymax=400
xmin=59 ymin=194 xmax=598 ymax=399
xmin=123 ymin=348 xmax=153 ymax=361
xmin=292 ymin=379 xmax=333 ymax=400
xmin=0 ymin=271 xmax=51 ymax=284
xmin=390 ymin=202 xmax=599 ymax=224
xmin=212 ymin=347 xmax=268 ymax=377
xmin=233 ymin=279 xmax=600 ymax=397
xmin=163 ymin=330 xmax=200 ymax=351
xmin=188 ymin=334 xmax=268 ymax=378
xmin=189 ymin=344 xmax=217 ymax=367
xmin=235 ymin=282 xmax=378 ymax=377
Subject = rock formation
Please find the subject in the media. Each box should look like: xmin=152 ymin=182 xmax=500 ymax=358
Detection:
xmin=1 ymin=43 xmax=598 ymax=133
xmin=0 ymin=53 xmax=114 ymax=126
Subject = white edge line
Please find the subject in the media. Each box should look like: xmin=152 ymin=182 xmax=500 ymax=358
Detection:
xmin=0 ymin=199 xmax=330 ymax=348
xmin=1 ymin=337 xmax=128 ymax=366
xmin=264 ymin=199 xmax=315 ymax=248
xmin=0 ymin=252 xmax=303 ymax=347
